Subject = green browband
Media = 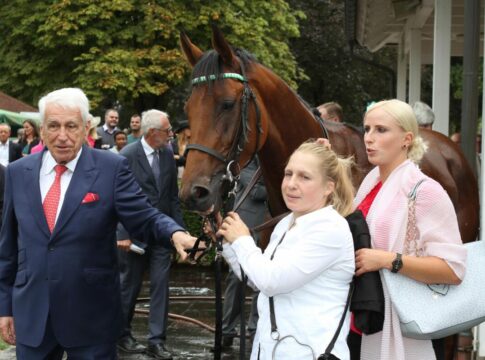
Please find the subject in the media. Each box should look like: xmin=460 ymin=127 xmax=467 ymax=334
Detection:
xmin=191 ymin=73 xmax=247 ymax=85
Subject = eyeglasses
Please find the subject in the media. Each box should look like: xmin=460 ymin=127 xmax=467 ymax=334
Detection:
xmin=157 ymin=127 xmax=173 ymax=134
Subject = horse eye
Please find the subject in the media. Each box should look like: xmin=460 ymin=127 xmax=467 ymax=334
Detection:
xmin=221 ymin=100 xmax=235 ymax=111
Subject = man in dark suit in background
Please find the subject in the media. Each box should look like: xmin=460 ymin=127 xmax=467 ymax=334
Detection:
xmin=116 ymin=109 xmax=181 ymax=360
xmin=0 ymin=123 xmax=23 ymax=166
xmin=0 ymin=88 xmax=196 ymax=359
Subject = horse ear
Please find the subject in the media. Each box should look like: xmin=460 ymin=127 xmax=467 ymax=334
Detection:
xmin=180 ymin=31 xmax=204 ymax=67
xmin=211 ymin=24 xmax=234 ymax=66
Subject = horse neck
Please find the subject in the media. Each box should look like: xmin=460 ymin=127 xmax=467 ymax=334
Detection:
xmin=250 ymin=65 xmax=322 ymax=215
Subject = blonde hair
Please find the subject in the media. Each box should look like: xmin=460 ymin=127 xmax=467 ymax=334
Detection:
xmin=365 ymin=99 xmax=427 ymax=163
xmin=293 ymin=141 xmax=355 ymax=216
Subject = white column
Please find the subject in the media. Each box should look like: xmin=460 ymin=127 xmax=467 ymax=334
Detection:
xmin=408 ymin=28 xmax=422 ymax=105
xmin=397 ymin=38 xmax=407 ymax=101
xmin=432 ymin=0 xmax=451 ymax=136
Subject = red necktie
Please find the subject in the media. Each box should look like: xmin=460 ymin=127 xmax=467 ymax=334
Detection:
xmin=43 ymin=164 xmax=68 ymax=233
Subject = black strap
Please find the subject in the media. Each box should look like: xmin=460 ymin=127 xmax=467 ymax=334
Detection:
xmin=268 ymin=232 xmax=288 ymax=335
xmin=184 ymin=143 xmax=227 ymax=163
xmin=232 ymin=166 xmax=263 ymax=213
xmin=321 ymin=282 xmax=354 ymax=357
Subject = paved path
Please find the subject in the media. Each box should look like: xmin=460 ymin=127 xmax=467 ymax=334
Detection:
xmin=0 ymin=266 xmax=252 ymax=359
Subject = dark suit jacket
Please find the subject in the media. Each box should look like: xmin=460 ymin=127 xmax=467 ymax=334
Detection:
xmin=7 ymin=142 xmax=22 ymax=163
xmin=0 ymin=164 xmax=4 ymax=227
xmin=117 ymin=140 xmax=184 ymax=242
xmin=0 ymin=146 xmax=184 ymax=348
xmin=235 ymin=158 xmax=267 ymax=230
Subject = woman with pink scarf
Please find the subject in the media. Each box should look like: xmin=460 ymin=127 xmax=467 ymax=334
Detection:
xmin=353 ymin=99 xmax=467 ymax=360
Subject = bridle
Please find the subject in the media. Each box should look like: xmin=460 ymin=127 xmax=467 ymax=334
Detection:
xmin=184 ymin=66 xmax=263 ymax=201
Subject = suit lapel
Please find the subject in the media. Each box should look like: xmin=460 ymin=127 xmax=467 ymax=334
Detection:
xmin=24 ymin=151 xmax=51 ymax=238
xmin=136 ymin=141 xmax=159 ymax=194
xmin=51 ymin=146 xmax=99 ymax=238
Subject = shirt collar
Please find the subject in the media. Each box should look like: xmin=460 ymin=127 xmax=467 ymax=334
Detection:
xmin=43 ymin=147 xmax=83 ymax=175
xmin=141 ymin=136 xmax=157 ymax=156
xmin=0 ymin=140 xmax=9 ymax=147
xmin=291 ymin=205 xmax=334 ymax=228
xmin=102 ymin=123 xmax=118 ymax=133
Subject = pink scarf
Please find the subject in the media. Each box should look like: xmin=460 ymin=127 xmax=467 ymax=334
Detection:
xmin=354 ymin=160 xmax=467 ymax=360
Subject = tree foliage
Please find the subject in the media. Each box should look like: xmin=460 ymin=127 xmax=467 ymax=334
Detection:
xmin=0 ymin=0 xmax=304 ymax=118
xmin=288 ymin=0 xmax=396 ymax=124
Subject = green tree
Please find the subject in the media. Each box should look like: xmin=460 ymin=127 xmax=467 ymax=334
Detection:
xmin=0 ymin=0 xmax=304 ymax=122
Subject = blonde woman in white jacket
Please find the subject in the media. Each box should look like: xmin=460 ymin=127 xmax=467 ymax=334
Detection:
xmin=218 ymin=142 xmax=355 ymax=360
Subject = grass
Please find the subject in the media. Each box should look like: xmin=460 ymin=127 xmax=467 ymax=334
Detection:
xmin=0 ymin=338 xmax=8 ymax=350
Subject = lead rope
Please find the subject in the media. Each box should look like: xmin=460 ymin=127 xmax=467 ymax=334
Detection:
xmin=210 ymin=214 xmax=224 ymax=360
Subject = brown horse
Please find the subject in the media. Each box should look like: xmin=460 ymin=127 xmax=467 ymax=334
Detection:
xmin=179 ymin=26 xmax=479 ymax=245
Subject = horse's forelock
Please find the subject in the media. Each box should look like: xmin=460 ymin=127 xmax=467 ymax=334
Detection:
xmin=190 ymin=48 xmax=257 ymax=88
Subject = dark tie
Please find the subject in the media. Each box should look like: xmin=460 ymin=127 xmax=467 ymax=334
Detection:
xmin=151 ymin=150 xmax=161 ymax=190
xmin=43 ymin=164 xmax=68 ymax=233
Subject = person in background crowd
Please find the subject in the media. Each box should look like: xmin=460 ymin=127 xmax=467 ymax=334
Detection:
xmin=116 ymin=110 xmax=181 ymax=360
xmin=217 ymin=141 xmax=355 ymax=360
xmin=0 ymin=124 xmax=22 ymax=166
xmin=86 ymin=115 xmax=102 ymax=149
xmin=171 ymin=120 xmax=191 ymax=178
xmin=450 ymin=132 xmax=461 ymax=145
xmin=412 ymin=101 xmax=435 ymax=130
xmin=96 ymin=109 xmax=120 ymax=149
xmin=19 ymin=119 xmax=40 ymax=155
xmin=353 ymin=99 xmax=466 ymax=360
xmin=127 ymin=114 xmax=142 ymax=144
xmin=109 ymin=131 xmax=127 ymax=154
xmin=16 ymin=128 xmax=25 ymax=144
xmin=0 ymin=164 xmax=4 ymax=227
xmin=317 ymin=102 xmax=343 ymax=122
xmin=30 ymin=139 xmax=44 ymax=154
xmin=0 ymin=88 xmax=197 ymax=359
xmin=221 ymin=157 xmax=268 ymax=349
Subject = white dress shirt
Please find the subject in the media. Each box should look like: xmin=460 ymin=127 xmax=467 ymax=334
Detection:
xmin=141 ymin=136 xmax=157 ymax=163
xmin=0 ymin=141 xmax=9 ymax=167
xmin=223 ymin=206 xmax=355 ymax=360
xmin=40 ymin=149 xmax=82 ymax=224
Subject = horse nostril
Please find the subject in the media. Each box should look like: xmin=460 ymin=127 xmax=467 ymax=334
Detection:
xmin=192 ymin=185 xmax=210 ymax=200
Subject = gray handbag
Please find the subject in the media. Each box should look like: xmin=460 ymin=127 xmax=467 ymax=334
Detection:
xmin=381 ymin=179 xmax=485 ymax=340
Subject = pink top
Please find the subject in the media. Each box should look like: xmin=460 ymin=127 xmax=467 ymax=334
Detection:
xmin=30 ymin=141 xmax=44 ymax=154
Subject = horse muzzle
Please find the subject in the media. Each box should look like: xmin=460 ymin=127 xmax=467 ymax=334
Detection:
xmin=180 ymin=173 xmax=228 ymax=214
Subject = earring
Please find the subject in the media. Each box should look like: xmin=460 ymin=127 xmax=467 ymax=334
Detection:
xmin=402 ymin=144 xmax=407 ymax=149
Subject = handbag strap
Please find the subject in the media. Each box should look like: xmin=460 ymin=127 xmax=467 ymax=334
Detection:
xmin=320 ymin=282 xmax=354 ymax=357
xmin=267 ymin=230 xmax=354 ymax=357
xmin=404 ymin=178 xmax=426 ymax=256
xmin=268 ymin=232 xmax=287 ymax=337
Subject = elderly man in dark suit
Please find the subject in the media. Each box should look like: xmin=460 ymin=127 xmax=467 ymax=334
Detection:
xmin=116 ymin=109 xmax=181 ymax=359
xmin=0 ymin=123 xmax=22 ymax=166
xmin=0 ymin=88 xmax=196 ymax=359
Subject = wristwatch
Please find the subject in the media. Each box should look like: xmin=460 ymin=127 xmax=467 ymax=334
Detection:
xmin=391 ymin=253 xmax=403 ymax=273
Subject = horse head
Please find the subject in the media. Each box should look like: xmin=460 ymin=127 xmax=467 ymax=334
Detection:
xmin=179 ymin=26 xmax=268 ymax=214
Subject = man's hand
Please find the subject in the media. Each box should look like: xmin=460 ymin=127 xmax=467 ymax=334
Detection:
xmin=117 ymin=239 xmax=132 ymax=252
xmin=0 ymin=316 xmax=15 ymax=345
xmin=171 ymin=231 xmax=199 ymax=262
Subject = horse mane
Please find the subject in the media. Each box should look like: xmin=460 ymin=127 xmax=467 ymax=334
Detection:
xmin=191 ymin=48 xmax=258 ymax=86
